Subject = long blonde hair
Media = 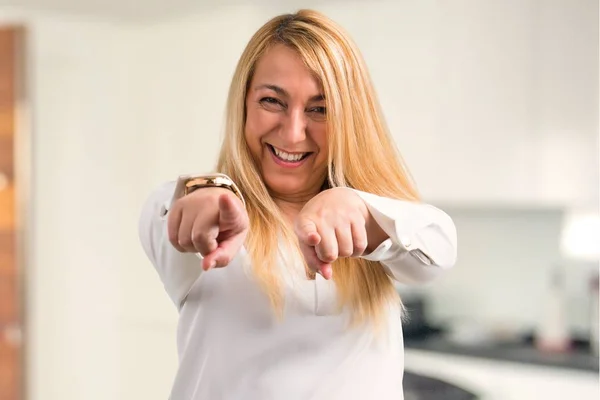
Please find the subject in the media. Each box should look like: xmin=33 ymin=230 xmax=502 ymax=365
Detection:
xmin=217 ymin=10 xmax=420 ymax=325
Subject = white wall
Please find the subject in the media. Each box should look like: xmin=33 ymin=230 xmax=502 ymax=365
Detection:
xmin=135 ymin=0 xmax=598 ymax=368
xmin=0 ymin=0 xmax=597 ymax=399
xmin=326 ymin=0 xmax=597 ymax=207
xmin=136 ymin=0 xmax=599 ymax=207
xmin=0 ymin=7 xmax=170 ymax=400
xmin=418 ymin=206 xmax=566 ymax=330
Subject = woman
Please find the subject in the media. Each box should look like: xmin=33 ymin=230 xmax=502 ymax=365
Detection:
xmin=139 ymin=9 xmax=457 ymax=400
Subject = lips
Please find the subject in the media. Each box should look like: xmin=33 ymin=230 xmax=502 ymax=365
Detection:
xmin=267 ymin=144 xmax=312 ymax=162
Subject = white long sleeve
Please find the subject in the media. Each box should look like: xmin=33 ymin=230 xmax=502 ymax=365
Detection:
xmin=138 ymin=181 xmax=203 ymax=308
xmin=138 ymin=181 xmax=457 ymax=400
xmin=138 ymin=184 xmax=457 ymax=306
xmin=352 ymin=189 xmax=457 ymax=284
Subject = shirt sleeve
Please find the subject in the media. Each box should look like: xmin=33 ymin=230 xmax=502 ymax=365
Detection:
xmin=351 ymin=189 xmax=458 ymax=284
xmin=138 ymin=181 xmax=203 ymax=309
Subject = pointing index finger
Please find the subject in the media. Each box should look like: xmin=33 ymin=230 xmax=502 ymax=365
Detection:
xmin=295 ymin=217 xmax=321 ymax=247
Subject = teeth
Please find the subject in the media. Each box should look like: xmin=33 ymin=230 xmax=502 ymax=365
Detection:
xmin=273 ymin=146 xmax=306 ymax=162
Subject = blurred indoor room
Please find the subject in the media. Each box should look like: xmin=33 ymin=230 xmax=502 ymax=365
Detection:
xmin=0 ymin=0 xmax=598 ymax=399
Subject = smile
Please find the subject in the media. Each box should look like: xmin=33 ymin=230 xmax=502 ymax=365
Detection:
xmin=267 ymin=144 xmax=312 ymax=167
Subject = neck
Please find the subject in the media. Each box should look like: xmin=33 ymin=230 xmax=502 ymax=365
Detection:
xmin=272 ymin=195 xmax=310 ymax=224
xmin=269 ymin=179 xmax=329 ymax=223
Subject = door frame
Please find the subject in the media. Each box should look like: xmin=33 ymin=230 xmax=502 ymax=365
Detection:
xmin=1 ymin=25 xmax=31 ymax=400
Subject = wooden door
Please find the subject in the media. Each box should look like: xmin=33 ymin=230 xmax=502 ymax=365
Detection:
xmin=0 ymin=26 xmax=24 ymax=400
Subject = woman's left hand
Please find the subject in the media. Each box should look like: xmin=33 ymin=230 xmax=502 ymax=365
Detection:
xmin=294 ymin=188 xmax=388 ymax=279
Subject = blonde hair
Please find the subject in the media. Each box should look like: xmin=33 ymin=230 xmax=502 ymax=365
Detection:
xmin=217 ymin=9 xmax=420 ymax=325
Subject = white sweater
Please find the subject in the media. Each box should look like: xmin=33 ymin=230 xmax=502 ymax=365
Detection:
xmin=138 ymin=182 xmax=457 ymax=400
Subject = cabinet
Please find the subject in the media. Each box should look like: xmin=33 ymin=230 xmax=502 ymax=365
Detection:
xmin=405 ymin=349 xmax=599 ymax=400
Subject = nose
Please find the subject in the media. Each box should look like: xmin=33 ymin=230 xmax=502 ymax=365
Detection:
xmin=279 ymin=108 xmax=307 ymax=145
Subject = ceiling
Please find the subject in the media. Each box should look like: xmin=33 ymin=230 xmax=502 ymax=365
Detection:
xmin=0 ymin=0 xmax=278 ymax=21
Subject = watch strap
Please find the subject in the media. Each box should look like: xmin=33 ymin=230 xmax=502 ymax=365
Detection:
xmin=172 ymin=173 xmax=245 ymax=208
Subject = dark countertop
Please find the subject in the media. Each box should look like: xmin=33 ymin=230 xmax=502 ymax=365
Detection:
xmin=404 ymin=334 xmax=599 ymax=373
xmin=403 ymin=371 xmax=480 ymax=400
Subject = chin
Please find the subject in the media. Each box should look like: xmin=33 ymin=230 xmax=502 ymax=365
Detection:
xmin=264 ymin=175 xmax=310 ymax=196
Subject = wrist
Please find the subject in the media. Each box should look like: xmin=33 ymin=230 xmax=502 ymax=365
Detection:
xmin=174 ymin=173 xmax=246 ymax=207
xmin=190 ymin=186 xmax=240 ymax=201
xmin=347 ymin=188 xmax=389 ymax=254
xmin=363 ymin=206 xmax=389 ymax=254
xmin=365 ymin=217 xmax=389 ymax=254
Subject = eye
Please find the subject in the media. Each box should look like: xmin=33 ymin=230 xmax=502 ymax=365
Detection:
xmin=307 ymin=106 xmax=327 ymax=122
xmin=308 ymin=106 xmax=326 ymax=115
xmin=261 ymin=97 xmax=279 ymax=104
xmin=259 ymin=97 xmax=284 ymax=110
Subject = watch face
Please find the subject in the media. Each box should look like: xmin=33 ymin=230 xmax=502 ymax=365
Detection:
xmin=210 ymin=176 xmax=232 ymax=186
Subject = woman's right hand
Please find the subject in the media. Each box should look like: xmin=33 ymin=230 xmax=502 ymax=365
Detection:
xmin=167 ymin=188 xmax=249 ymax=271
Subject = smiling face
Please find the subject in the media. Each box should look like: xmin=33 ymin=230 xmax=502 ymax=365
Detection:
xmin=244 ymin=44 xmax=329 ymax=202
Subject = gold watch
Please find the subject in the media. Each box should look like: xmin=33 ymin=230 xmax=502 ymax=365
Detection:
xmin=172 ymin=173 xmax=246 ymax=207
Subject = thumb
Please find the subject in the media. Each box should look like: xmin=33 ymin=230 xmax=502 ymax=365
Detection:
xmin=218 ymin=193 xmax=244 ymax=228
xmin=298 ymin=241 xmax=333 ymax=280
xmin=294 ymin=216 xmax=321 ymax=247
xmin=202 ymin=229 xmax=246 ymax=270
xmin=319 ymin=264 xmax=333 ymax=280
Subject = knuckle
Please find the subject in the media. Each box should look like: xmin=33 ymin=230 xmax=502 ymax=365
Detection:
xmin=296 ymin=216 xmax=315 ymax=229
xmin=339 ymin=247 xmax=353 ymax=258
xmin=228 ymin=211 xmax=243 ymax=225
xmin=351 ymin=209 xmax=366 ymax=222
xmin=170 ymin=198 xmax=183 ymax=210
xmin=167 ymin=220 xmax=178 ymax=242
xmin=191 ymin=230 xmax=207 ymax=245
xmin=320 ymin=251 xmax=337 ymax=263
xmin=222 ymin=256 xmax=233 ymax=266
xmin=178 ymin=235 xmax=192 ymax=248
xmin=324 ymin=256 xmax=337 ymax=263
xmin=215 ymin=256 xmax=232 ymax=268
xmin=316 ymin=209 xmax=330 ymax=220
xmin=191 ymin=235 xmax=208 ymax=253
xmin=167 ymin=229 xmax=178 ymax=246
xmin=353 ymin=241 xmax=368 ymax=255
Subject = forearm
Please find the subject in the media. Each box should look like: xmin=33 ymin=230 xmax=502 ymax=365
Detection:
xmin=138 ymin=181 xmax=203 ymax=308
xmin=353 ymin=189 xmax=457 ymax=284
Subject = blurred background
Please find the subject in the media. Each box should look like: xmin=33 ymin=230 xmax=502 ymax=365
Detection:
xmin=0 ymin=0 xmax=598 ymax=399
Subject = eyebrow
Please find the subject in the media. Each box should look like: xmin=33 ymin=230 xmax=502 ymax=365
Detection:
xmin=255 ymin=84 xmax=325 ymax=102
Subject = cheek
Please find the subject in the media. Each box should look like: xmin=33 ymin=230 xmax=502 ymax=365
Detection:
xmin=245 ymin=107 xmax=276 ymax=146
xmin=311 ymin=124 xmax=329 ymax=155
xmin=244 ymin=107 xmax=263 ymax=153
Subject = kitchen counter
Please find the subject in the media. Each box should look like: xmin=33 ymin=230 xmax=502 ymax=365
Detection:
xmin=404 ymin=335 xmax=599 ymax=373
xmin=404 ymin=349 xmax=599 ymax=400
xmin=403 ymin=371 xmax=479 ymax=400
